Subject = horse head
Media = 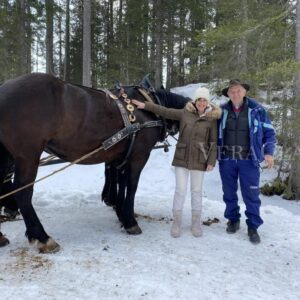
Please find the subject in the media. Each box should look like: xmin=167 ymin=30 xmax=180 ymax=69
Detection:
xmin=154 ymin=89 xmax=190 ymax=136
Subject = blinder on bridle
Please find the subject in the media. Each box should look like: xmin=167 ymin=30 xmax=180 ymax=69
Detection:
xmin=138 ymin=75 xmax=183 ymax=138
xmin=138 ymin=74 xmax=167 ymax=141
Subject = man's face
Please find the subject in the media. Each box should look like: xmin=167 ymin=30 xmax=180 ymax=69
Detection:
xmin=227 ymin=85 xmax=246 ymax=106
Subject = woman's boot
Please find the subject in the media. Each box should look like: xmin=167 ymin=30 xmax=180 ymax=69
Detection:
xmin=191 ymin=210 xmax=202 ymax=237
xmin=170 ymin=210 xmax=182 ymax=238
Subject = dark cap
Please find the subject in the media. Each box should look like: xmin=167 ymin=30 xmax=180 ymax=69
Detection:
xmin=222 ymin=79 xmax=250 ymax=97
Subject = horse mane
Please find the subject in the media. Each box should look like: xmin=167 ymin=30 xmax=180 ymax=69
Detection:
xmin=63 ymin=78 xmax=189 ymax=111
xmin=155 ymin=89 xmax=190 ymax=109
xmin=63 ymin=81 xmax=120 ymax=103
xmin=68 ymin=82 xmax=109 ymax=95
xmin=120 ymin=85 xmax=190 ymax=110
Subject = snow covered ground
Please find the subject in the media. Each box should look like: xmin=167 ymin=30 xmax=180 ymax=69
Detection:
xmin=1 ymin=146 xmax=300 ymax=300
xmin=1 ymin=84 xmax=300 ymax=300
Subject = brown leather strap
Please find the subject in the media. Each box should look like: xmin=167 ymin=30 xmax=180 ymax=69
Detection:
xmin=137 ymin=88 xmax=154 ymax=103
xmin=116 ymin=99 xmax=131 ymax=127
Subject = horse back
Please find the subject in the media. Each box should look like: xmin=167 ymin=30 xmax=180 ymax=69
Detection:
xmin=0 ymin=73 xmax=124 ymax=162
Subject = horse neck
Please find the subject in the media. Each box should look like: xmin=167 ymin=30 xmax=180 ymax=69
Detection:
xmin=157 ymin=90 xmax=188 ymax=109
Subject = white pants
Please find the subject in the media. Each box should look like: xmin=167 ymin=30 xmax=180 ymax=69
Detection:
xmin=173 ymin=167 xmax=205 ymax=211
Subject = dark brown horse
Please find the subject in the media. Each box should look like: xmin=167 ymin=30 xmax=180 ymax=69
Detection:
xmin=0 ymin=73 xmax=188 ymax=253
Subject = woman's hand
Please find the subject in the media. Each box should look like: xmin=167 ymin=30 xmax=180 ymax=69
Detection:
xmin=206 ymin=165 xmax=214 ymax=171
xmin=131 ymin=99 xmax=145 ymax=109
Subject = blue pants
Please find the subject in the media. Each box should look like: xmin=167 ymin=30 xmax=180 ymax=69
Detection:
xmin=219 ymin=159 xmax=263 ymax=229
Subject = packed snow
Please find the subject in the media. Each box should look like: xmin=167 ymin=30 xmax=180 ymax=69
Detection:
xmin=1 ymin=84 xmax=300 ymax=300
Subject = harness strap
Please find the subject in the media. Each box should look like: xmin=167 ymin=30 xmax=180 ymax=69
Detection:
xmin=113 ymin=97 xmax=136 ymax=168
xmin=138 ymin=87 xmax=166 ymax=142
xmin=141 ymin=120 xmax=163 ymax=128
xmin=137 ymin=88 xmax=154 ymax=104
xmin=102 ymin=120 xmax=163 ymax=154
xmin=116 ymin=132 xmax=137 ymax=170
xmin=102 ymin=123 xmax=141 ymax=150
xmin=111 ymin=90 xmax=164 ymax=169
xmin=116 ymin=99 xmax=131 ymax=127
xmin=115 ymin=120 xmax=163 ymax=170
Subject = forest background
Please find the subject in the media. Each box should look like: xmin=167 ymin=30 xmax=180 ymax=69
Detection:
xmin=1 ymin=0 xmax=300 ymax=199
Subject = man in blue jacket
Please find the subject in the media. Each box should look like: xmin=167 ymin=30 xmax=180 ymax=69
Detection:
xmin=218 ymin=79 xmax=276 ymax=244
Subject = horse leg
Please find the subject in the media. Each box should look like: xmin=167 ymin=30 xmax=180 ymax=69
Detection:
xmin=121 ymin=153 xmax=151 ymax=235
xmin=13 ymin=156 xmax=60 ymax=253
xmin=0 ymin=144 xmax=17 ymax=214
xmin=101 ymin=163 xmax=111 ymax=205
xmin=101 ymin=163 xmax=118 ymax=208
xmin=2 ymin=178 xmax=19 ymax=218
xmin=115 ymin=167 xmax=127 ymax=223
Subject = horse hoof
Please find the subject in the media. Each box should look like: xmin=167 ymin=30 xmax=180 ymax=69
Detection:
xmin=126 ymin=225 xmax=142 ymax=235
xmin=103 ymin=198 xmax=116 ymax=208
xmin=35 ymin=237 xmax=61 ymax=253
xmin=0 ymin=234 xmax=9 ymax=247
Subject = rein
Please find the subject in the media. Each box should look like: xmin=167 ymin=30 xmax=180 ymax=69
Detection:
xmin=0 ymin=144 xmax=105 ymax=200
xmin=3 ymin=154 xmax=57 ymax=183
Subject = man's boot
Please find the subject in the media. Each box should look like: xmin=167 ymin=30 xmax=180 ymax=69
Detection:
xmin=248 ymin=228 xmax=261 ymax=244
xmin=191 ymin=210 xmax=202 ymax=237
xmin=170 ymin=211 xmax=182 ymax=238
xmin=226 ymin=220 xmax=240 ymax=234
xmin=0 ymin=232 xmax=9 ymax=247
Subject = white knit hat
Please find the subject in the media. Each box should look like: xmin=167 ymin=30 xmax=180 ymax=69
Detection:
xmin=192 ymin=87 xmax=210 ymax=102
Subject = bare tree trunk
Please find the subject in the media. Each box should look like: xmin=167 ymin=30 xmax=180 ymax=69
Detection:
xmin=276 ymin=88 xmax=288 ymax=180
xmin=166 ymin=37 xmax=174 ymax=89
xmin=178 ymin=11 xmax=185 ymax=86
xmin=64 ymin=0 xmax=70 ymax=81
xmin=25 ymin=0 xmax=32 ymax=73
xmin=292 ymin=0 xmax=300 ymax=199
xmin=240 ymin=0 xmax=248 ymax=73
xmin=106 ymin=0 xmax=114 ymax=83
xmin=82 ymin=0 xmax=92 ymax=87
xmin=153 ymin=0 xmax=163 ymax=88
xmin=58 ymin=13 xmax=63 ymax=78
xmin=166 ymin=6 xmax=174 ymax=89
xmin=142 ymin=1 xmax=149 ymax=78
xmin=17 ymin=0 xmax=27 ymax=75
xmin=118 ymin=0 xmax=123 ymax=80
xmin=46 ymin=0 xmax=54 ymax=74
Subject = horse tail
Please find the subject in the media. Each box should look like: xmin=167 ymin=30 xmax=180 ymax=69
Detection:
xmin=0 ymin=141 xmax=18 ymax=212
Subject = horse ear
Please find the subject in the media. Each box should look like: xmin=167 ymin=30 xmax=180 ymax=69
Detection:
xmin=114 ymin=81 xmax=121 ymax=90
xmin=139 ymin=74 xmax=154 ymax=90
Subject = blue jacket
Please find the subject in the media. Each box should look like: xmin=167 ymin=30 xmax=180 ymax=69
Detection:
xmin=218 ymin=97 xmax=276 ymax=166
